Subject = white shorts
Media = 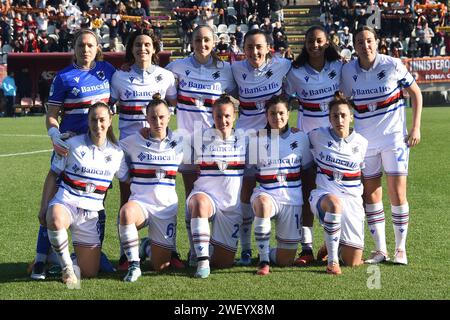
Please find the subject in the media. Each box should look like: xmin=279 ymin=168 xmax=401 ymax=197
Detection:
xmin=49 ymin=200 xmax=101 ymax=248
xmin=131 ymin=200 xmax=177 ymax=251
xmin=187 ymin=191 xmax=242 ymax=252
xmin=309 ymin=189 xmax=365 ymax=250
xmin=251 ymin=191 xmax=302 ymax=249
xmin=363 ymin=135 xmax=409 ymax=179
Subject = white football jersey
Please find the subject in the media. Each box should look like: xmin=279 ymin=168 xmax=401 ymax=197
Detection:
xmin=232 ymin=57 xmax=292 ymax=130
xmin=285 ymin=60 xmax=343 ymax=133
xmin=110 ymin=64 xmax=177 ymax=139
xmin=308 ymin=127 xmax=368 ymax=198
xmin=190 ymin=129 xmax=247 ymax=213
xmin=340 ymin=54 xmax=414 ymax=149
xmin=119 ymin=130 xmax=184 ymax=219
xmin=166 ymin=56 xmax=237 ymax=132
xmin=251 ymin=128 xmax=313 ymax=206
xmin=51 ymin=134 xmax=127 ymax=211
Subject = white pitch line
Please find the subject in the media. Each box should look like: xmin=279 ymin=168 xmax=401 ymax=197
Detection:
xmin=0 ymin=149 xmax=52 ymax=158
xmin=0 ymin=134 xmax=47 ymax=137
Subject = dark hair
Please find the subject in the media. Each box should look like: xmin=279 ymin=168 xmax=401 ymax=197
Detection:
xmin=353 ymin=26 xmax=378 ymax=42
xmin=146 ymin=92 xmax=170 ymax=113
xmin=72 ymin=28 xmax=103 ymax=64
xmin=264 ymin=95 xmax=290 ymax=132
xmin=88 ymin=101 xmax=117 ymax=145
xmin=328 ymin=91 xmax=354 ymax=114
xmin=125 ymin=29 xmax=160 ymax=65
xmin=243 ymin=29 xmax=273 ymax=60
xmin=213 ymin=93 xmax=235 ymax=110
xmin=293 ymin=25 xmax=341 ymax=68
xmin=264 ymin=95 xmax=290 ymax=112
xmin=192 ymin=25 xmax=222 ymax=67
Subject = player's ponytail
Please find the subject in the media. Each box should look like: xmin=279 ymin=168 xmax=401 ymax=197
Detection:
xmin=328 ymin=91 xmax=354 ymax=113
xmin=146 ymin=92 xmax=170 ymax=113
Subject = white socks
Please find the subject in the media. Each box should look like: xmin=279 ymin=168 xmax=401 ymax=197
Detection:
xmin=323 ymin=212 xmax=341 ymax=265
xmin=48 ymin=229 xmax=72 ymax=269
xmin=301 ymin=226 xmax=313 ymax=251
xmin=365 ymin=202 xmax=387 ymax=254
xmin=392 ymin=203 xmax=409 ymax=251
xmin=366 ymin=202 xmax=410 ymax=253
xmin=240 ymin=203 xmax=254 ymax=252
xmin=119 ymin=224 xmax=140 ymax=262
xmin=191 ymin=218 xmax=210 ymax=267
xmin=254 ymin=217 xmax=271 ymax=263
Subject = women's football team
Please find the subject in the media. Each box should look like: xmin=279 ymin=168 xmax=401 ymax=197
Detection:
xmin=29 ymin=24 xmax=422 ymax=285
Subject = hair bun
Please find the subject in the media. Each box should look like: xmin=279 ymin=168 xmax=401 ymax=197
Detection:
xmin=152 ymin=92 xmax=162 ymax=100
xmin=333 ymin=90 xmax=346 ymax=100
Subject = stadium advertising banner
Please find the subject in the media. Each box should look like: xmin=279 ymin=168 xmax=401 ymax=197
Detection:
xmin=5 ymin=52 xmax=171 ymax=99
xmin=403 ymin=57 xmax=450 ymax=84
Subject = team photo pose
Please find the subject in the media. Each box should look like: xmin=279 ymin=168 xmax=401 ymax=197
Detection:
xmin=46 ymin=102 xmax=126 ymax=286
xmin=109 ymin=29 xmax=179 ymax=270
xmin=285 ymin=25 xmax=343 ymax=266
xmin=308 ymin=92 xmax=368 ymax=275
xmin=118 ymin=94 xmax=184 ymax=282
xmin=341 ymin=26 xmax=423 ymax=265
xmin=31 ymin=29 xmax=116 ymax=280
xmin=250 ymin=96 xmax=314 ymax=276
xmin=187 ymin=94 xmax=246 ymax=278
xmin=165 ymin=25 xmax=237 ymax=265
xmin=231 ymin=29 xmax=292 ymax=266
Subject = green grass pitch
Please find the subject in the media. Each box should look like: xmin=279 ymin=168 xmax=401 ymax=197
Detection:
xmin=0 ymin=108 xmax=448 ymax=300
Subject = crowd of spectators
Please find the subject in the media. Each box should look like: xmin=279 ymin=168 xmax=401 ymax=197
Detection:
xmin=2 ymin=1 xmax=450 ymax=63
xmin=320 ymin=0 xmax=450 ymax=59
xmin=0 ymin=0 xmax=170 ymax=64
xmin=172 ymin=0 xmax=293 ymax=59
xmin=0 ymin=0 xmax=297 ymax=63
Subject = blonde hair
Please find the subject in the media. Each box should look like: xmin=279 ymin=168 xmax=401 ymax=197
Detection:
xmin=72 ymin=29 xmax=103 ymax=65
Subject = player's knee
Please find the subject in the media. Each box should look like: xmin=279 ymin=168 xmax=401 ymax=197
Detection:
xmin=119 ymin=203 xmax=139 ymax=225
xmin=46 ymin=210 xmax=64 ymax=229
xmin=324 ymin=195 xmax=343 ymax=213
xmin=253 ymin=195 xmax=272 ymax=217
xmin=189 ymin=194 xmax=211 ymax=218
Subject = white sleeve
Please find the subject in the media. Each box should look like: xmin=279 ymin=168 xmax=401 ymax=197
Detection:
xmin=116 ymin=151 xmax=129 ymax=182
xmin=165 ymin=71 xmax=178 ymax=101
xmin=110 ymin=71 xmax=121 ymax=102
xmin=284 ymin=69 xmax=297 ymax=97
xmin=395 ymin=58 xmax=415 ymax=88
xmin=50 ymin=153 xmax=68 ymax=175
